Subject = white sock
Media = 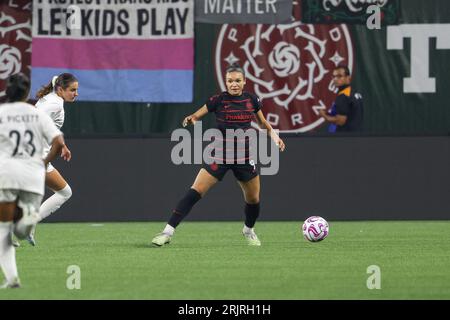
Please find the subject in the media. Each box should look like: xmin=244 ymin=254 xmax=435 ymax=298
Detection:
xmin=163 ymin=224 xmax=175 ymax=236
xmin=39 ymin=185 xmax=72 ymax=221
xmin=0 ymin=222 xmax=18 ymax=284
xmin=243 ymin=225 xmax=254 ymax=234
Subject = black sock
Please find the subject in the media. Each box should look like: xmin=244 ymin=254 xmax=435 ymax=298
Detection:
xmin=244 ymin=202 xmax=260 ymax=229
xmin=168 ymin=188 xmax=202 ymax=228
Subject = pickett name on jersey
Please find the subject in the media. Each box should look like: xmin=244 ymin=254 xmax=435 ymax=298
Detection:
xmin=0 ymin=114 xmax=40 ymax=124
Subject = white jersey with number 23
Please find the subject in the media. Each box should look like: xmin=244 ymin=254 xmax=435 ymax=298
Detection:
xmin=0 ymin=102 xmax=61 ymax=195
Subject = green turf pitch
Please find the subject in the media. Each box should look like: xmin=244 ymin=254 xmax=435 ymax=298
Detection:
xmin=1 ymin=221 xmax=450 ymax=299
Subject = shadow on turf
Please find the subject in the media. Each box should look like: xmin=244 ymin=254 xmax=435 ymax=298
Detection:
xmin=131 ymin=241 xmax=278 ymax=249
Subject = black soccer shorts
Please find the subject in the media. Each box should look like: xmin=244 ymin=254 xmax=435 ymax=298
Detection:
xmin=202 ymin=161 xmax=259 ymax=182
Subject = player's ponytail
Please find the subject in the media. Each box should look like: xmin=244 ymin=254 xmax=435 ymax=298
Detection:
xmin=6 ymin=73 xmax=30 ymax=102
xmin=36 ymin=79 xmax=54 ymax=99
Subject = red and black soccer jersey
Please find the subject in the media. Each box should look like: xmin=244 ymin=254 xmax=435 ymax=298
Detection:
xmin=206 ymin=91 xmax=261 ymax=132
xmin=205 ymin=91 xmax=262 ymax=164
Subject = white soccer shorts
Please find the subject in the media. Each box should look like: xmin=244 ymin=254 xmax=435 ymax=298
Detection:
xmin=0 ymin=189 xmax=43 ymax=210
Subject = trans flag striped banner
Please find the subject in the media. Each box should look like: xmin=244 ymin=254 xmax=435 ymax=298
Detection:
xmin=31 ymin=1 xmax=194 ymax=102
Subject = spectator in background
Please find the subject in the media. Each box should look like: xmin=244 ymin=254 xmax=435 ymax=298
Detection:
xmin=320 ymin=65 xmax=363 ymax=132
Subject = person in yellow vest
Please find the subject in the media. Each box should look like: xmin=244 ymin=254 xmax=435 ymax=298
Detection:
xmin=320 ymin=65 xmax=364 ymax=132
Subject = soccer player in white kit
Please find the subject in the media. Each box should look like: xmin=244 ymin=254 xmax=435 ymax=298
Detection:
xmin=27 ymin=73 xmax=78 ymax=246
xmin=0 ymin=73 xmax=65 ymax=288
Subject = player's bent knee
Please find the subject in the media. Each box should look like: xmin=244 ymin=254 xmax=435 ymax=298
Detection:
xmin=245 ymin=196 xmax=260 ymax=204
xmin=58 ymin=185 xmax=72 ymax=200
xmin=191 ymin=186 xmax=207 ymax=197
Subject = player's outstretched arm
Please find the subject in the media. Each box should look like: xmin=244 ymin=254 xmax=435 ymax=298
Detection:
xmin=44 ymin=135 xmax=65 ymax=167
xmin=182 ymin=105 xmax=209 ymax=127
xmin=255 ymin=110 xmax=286 ymax=152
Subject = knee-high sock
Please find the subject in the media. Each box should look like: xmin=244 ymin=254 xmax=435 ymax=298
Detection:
xmin=39 ymin=185 xmax=72 ymax=221
xmin=167 ymin=188 xmax=202 ymax=229
xmin=244 ymin=202 xmax=260 ymax=229
xmin=0 ymin=222 xmax=18 ymax=283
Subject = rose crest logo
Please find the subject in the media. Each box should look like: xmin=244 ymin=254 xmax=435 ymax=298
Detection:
xmin=0 ymin=1 xmax=31 ymax=100
xmin=214 ymin=4 xmax=354 ymax=133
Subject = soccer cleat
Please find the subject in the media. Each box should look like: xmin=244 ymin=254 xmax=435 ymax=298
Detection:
xmin=11 ymin=234 xmax=20 ymax=248
xmin=151 ymin=233 xmax=171 ymax=247
xmin=0 ymin=278 xmax=21 ymax=289
xmin=26 ymin=225 xmax=36 ymax=246
xmin=26 ymin=234 xmax=36 ymax=246
xmin=243 ymin=230 xmax=261 ymax=246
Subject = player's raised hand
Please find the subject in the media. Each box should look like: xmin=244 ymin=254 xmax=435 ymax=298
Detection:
xmin=182 ymin=115 xmax=197 ymax=127
xmin=277 ymin=138 xmax=286 ymax=152
xmin=61 ymin=145 xmax=72 ymax=161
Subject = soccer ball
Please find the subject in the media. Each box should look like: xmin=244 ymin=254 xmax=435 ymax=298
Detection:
xmin=302 ymin=216 xmax=329 ymax=242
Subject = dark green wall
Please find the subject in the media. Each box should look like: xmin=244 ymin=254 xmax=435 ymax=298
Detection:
xmin=350 ymin=0 xmax=450 ymax=134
